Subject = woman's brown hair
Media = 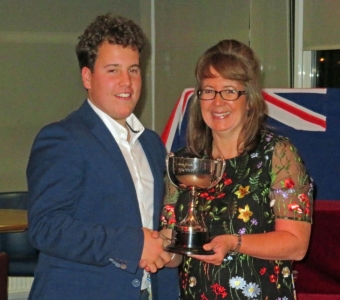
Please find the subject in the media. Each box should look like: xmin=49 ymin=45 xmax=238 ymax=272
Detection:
xmin=187 ymin=39 xmax=267 ymax=157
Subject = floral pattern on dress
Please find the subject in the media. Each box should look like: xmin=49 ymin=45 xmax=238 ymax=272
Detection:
xmin=161 ymin=131 xmax=313 ymax=300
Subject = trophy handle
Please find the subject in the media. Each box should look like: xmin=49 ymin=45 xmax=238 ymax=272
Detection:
xmin=166 ymin=152 xmax=177 ymax=188
xmin=206 ymin=157 xmax=226 ymax=189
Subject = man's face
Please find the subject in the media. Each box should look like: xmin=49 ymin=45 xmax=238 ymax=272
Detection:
xmin=82 ymin=41 xmax=141 ymax=126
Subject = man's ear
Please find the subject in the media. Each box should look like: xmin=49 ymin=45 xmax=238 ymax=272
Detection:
xmin=81 ymin=67 xmax=91 ymax=89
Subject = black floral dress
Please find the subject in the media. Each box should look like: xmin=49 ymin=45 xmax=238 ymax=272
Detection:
xmin=161 ymin=131 xmax=313 ymax=300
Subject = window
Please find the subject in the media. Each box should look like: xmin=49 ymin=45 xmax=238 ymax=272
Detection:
xmin=315 ymin=50 xmax=340 ymax=88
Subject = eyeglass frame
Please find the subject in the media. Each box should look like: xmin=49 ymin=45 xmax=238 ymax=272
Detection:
xmin=197 ymin=89 xmax=247 ymax=101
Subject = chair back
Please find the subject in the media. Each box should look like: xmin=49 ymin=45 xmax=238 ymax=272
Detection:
xmin=0 ymin=192 xmax=38 ymax=276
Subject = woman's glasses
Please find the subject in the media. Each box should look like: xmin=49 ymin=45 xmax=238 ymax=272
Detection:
xmin=197 ymin=89 xmax=247 ymax=101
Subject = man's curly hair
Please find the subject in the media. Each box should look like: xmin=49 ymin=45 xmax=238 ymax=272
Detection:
xmin=75 ymin=14 xmax=146 ymax=71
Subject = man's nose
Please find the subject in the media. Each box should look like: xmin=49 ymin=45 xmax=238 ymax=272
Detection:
xmin=119 ymin=71 xmax=132 ymax=86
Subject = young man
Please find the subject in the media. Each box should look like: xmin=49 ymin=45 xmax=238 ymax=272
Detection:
xmin=26 ymin=14 xmax=179 ymax=300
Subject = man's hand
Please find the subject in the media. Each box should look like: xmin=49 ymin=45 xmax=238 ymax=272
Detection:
xmin=140 ymin=228 xmax=171 ymax=273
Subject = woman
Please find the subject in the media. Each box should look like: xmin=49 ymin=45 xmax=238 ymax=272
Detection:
xmin=161 ymin=39 xmax=313 ymax=300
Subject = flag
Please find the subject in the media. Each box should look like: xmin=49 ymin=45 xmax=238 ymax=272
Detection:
xmin=263 ymin=88 xmax=326 ymax=131
xmin=161 ymin=88 xmax=194 ymax=152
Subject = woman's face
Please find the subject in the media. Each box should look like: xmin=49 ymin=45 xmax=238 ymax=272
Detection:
xmin=200 ymin=66 xmax=248 ymax=138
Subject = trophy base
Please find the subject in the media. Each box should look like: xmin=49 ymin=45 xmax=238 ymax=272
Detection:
xmin=165 ymin=230 xmax=215 ymax=255
xmin=166 ymin=245 xmax=214 ymax=255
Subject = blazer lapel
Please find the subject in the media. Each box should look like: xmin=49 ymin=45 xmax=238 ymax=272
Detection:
xmin=76 ymin=101 xmax=142 ymax=223
xmin=139 ymin=133 xmax=166 ymax=229
xmin=77 ymin=101 xmax=132 ymax=173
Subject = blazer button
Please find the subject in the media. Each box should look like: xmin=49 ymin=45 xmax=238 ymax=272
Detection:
xmin=132 ymin=279 xmax=140 ymax=287
xmin=120 ymin=263 xmax=127 ymax=270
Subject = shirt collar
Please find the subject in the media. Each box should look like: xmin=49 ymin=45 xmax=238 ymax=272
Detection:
xmin=87 ymin=99 xmax=145 ymax=144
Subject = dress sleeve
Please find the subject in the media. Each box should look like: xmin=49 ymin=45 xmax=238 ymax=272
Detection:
xmin=270 ymin=138 xmax=313 ymax=223
xmin=160 ymin=177 xmax=180 ymax=229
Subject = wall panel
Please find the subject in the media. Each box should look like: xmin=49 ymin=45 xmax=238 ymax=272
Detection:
xmin=153 ymin=0 xmax=250 ymax=134
xmin=303 ymin=0 xmax=340 ymax=50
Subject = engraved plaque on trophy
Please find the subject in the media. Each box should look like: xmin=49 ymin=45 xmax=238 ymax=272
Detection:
xmin=165 ymin=152 xmax=225 ymax=255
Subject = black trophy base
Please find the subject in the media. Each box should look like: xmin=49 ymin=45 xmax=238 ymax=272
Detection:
xmin=165 ymin=230 xmax=214 ymax=255
xmin=166 ymin=245 xmax=214 ymax=255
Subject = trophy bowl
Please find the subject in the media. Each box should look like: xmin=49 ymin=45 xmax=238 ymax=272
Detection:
xmin=165 ymin=152 xmax=225 ymax=255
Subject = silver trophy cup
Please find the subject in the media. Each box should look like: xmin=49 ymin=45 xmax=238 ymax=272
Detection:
xmin=165 ymin=152 xmax=226 ymax=255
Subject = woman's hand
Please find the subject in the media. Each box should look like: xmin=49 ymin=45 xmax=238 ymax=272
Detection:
xmin=190 ymin=234 xmax=237 ymax=265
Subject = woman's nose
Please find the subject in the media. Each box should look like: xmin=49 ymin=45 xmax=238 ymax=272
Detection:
xmin=212 ymin=92 xmax=225 ymax=105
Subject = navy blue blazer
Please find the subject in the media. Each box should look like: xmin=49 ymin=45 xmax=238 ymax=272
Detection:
xmin=26 ymin=101 xmax=179 ymax=300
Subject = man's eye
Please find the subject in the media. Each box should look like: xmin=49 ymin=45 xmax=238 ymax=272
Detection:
xmin=108 ymin=69 xmax=117 ymax=73
xmin=130 ymin=68 xmax=140 ymax=73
